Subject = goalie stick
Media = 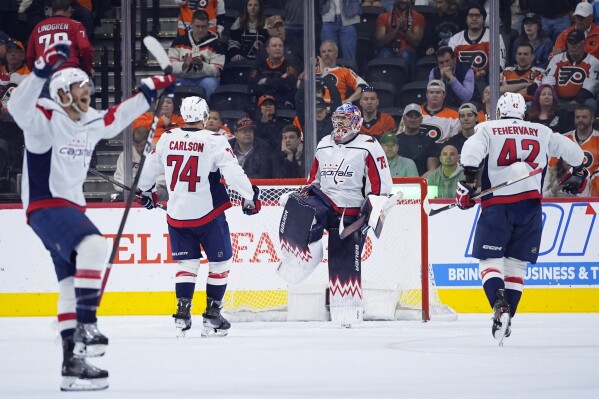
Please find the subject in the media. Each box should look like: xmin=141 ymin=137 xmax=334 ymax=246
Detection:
xmin=339 ymin=192 xmax=403 ymax=239
xmin=424 ymin=167 xmax=543 ymax=217
xmin=88 ymin=168 xmax=167 ymax=210
xmin=98 ymin=37 xmax=173 ymax=305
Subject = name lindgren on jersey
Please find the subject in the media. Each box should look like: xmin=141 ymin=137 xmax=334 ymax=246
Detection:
xmin=7 ymin=73 xmax=150 ymax=214
xmin=308 ymin=134 xmax=392 ymax=211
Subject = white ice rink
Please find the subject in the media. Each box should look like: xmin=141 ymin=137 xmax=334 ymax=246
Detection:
xmin=1 ymin=314 xmax=598 ymax=399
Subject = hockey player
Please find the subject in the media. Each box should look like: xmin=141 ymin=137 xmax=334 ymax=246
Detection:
xmin=277 ymin=103 xmax=393 ymax=326
xmin=7 ymin=40 xmax=176 ymax=390
xmin=456 ymin=92 xmax=586 ymax=345
xmin=136 ymin=96 xmax=261 ymax=338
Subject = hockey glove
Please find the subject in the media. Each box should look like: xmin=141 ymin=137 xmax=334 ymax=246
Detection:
xmin=139 ymin=75 xmax=177 ymax=104
xmin=559 ymin=166 xmax=589 ymax=195
xmin=137 ymin=186 xmax=159 ymax=210
xmin=33 ymin=40 xmax=72 ymax=78
xmin=242 ymin=185 xmax=262 ymax=215
xmin=456 ymin=181 xmax=476 ymax=210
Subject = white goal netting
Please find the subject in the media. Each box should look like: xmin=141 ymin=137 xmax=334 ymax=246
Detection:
xmin=222 ymin=178 xmax=456 ymax=322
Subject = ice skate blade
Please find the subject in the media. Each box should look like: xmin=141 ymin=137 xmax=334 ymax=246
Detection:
xmin=494 ymin=313 xmax=510 ymax=346
xmin=73 ymin=343 xmax=107 ymax=357
xmin=201 ymin=327 xmax=229 ymax=337
xmin=176 ymin=328 xmax=187 ymax=338
xmin=60 ymin=376 xmax=108 ymax=391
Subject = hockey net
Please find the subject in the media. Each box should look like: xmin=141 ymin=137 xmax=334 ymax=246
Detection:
xmin=222 ymin=178 xmax=456 ymax=322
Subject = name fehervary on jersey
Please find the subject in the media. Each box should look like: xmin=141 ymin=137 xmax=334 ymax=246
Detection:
xmin=169 ymin=141 xmax=204 ymax=152
xmin=491 ymin=126 xmax=539 ymax=136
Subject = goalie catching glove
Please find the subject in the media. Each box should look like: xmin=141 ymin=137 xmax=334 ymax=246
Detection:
xmin=242 ymin=185 xmax=261 ymax=215
xmin=34 ymin=40 xmax=72 ymax=78
xmin=559 ymin=166 xmax=589 ymax=195
xmin=137 ymin=185 xmax=159 ymax=209
xmin=139 ymin=75 xmax=177 ymax=104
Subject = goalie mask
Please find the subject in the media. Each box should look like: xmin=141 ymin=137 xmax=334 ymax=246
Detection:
xmin=180 ymin=96 xmax=210 ymax=123
xmin=49 ymin=68 xmax=95 ymax=114
xmin=496 ymin=92 xmax=526 ymax=120
xmin=331 ymin=103 xmax=363 ymax=144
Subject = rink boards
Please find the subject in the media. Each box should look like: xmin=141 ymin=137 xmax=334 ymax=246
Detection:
xmin=0 ymin=199 xmax=597 ymax=316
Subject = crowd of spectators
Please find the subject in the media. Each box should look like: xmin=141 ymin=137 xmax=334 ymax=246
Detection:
xmin=1 ymin=0 xmax=599 ymax=199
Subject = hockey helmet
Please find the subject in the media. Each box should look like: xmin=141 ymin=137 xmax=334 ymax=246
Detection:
xmin=49 ymin=67 xmax=94 ymax=108
xmin=180 ymin=96 xmax=210 ymax=123
xmin=331 ymin=103 xmax=363 ymax=144
xmin=496 ymin=92 xmax=526 ymax=120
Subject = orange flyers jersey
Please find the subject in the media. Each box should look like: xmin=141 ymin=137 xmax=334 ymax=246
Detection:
xmin=542 ymin=52 xmax=599 ymax=99
xmin=448 ymin=28 xmax=506 ymax=72
xmin=319 ymin=66 xmax=367 ymax=102
xmin=421 ymin=106 xmax=460 ymax=143
xmin=554 ymin=25 xmax=599 ymax=60
xmin=360 ymin=112 xmax=396 ymax=137
xmin=500 ymin=66 xmax=544 ymax=100
xmin=550 ymin=128 xmax=599 ymax=172
xmin=177 ymin=0 xmax=225 ymax=35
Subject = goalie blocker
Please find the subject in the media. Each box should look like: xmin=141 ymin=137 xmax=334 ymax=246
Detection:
xmin=277 ymin=187 xmax=366 ymax=325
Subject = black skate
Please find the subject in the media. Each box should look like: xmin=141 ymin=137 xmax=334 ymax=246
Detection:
xmin=61 ymin=339 xmax=108 ymax=391
xmin=201 ymin=297 xmax=231 ymax=337
xmin=73 ymin=322 xmax=108 ymax=357
xmin=491 ymin=289 xmax=511 ymax=346
xmin=172 ymin=297 xmax=192 ymax=338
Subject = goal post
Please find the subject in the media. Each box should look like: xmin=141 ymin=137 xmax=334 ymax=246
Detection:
xmin=222 ymin=177 xmax=456 ymax=322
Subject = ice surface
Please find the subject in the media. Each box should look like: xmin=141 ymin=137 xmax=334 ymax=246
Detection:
xmin=0 ymin=314 xmax=598 ymax=399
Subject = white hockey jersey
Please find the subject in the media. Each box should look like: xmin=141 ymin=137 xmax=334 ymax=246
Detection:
xmin=138 ymin=127 xmax=254 ymax=227
xmin=461 ymin=118 xmax=584 ymax=207
xmin=308 ymin=134 xmax=393 ymax=215
xmin=7 ymin=73 xmax=150 ymax=215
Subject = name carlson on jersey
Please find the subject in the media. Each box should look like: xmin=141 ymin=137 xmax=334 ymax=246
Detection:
xmin=491 ymin=126 xmax=538 ymax=136
xmin=169 ymin=141 xmax=205 ymax=152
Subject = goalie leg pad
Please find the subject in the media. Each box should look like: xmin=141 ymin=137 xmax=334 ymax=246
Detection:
xmin=328 ymin=225 xmax=365 ymax=325
xmin=279 ymin=193 xmax=318 ymax=249
xmin=277 ymin=239 xmax=324 ymax=284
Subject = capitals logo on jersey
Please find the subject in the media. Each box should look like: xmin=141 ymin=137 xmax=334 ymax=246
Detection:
xmin=320 ymin=159 xmax=354 ymax=184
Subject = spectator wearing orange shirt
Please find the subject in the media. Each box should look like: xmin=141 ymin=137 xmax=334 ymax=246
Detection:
xmin=374 ymin=0 xmax=425 ymax=76
xmin=174 ymin=0 xmax=225 ymax=36
xmin=132 ymin=96 xmax=185 ymax=145
xmin=316 ymin=40 xmax=367 ymax=104
xmin=551 ymin=2 xmax=599 ymax=61
xmin=359 ymin=87 xmax=395 ymax=137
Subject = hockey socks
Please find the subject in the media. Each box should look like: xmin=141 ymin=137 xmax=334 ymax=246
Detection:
xmin=505 ymin=289 xmax=522 ymax=317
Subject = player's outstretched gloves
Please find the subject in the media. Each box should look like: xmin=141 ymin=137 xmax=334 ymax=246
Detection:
xmin=242 ymin=185 xmax=262 ymax=215
xmin=456 ymin=181 xmax=476 ymax=210
xmin=33 ymin=40 xmax=72 ymax=78
xmin=137 ymin=186 xmax=159 ymax=210
xmin=139 ymin=75 xmax=177 ymax=104
xmin=559 ymin=166 xmax=589 ymax=195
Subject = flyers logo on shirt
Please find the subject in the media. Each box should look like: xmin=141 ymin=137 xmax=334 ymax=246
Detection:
xmin=582 ymin=150 xmax=595 ymax=170
xmin=421 ymin=124 xmax=442 ymax=140
xmin=557 ymin=66 xmax=587 ymax=85
xmin=457 ymin=50 xmax=488 ymax=70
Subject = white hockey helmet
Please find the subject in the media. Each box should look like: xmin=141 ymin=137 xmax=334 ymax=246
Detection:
xmin=331 ymin=103 xmax=363 ymax=143
xmin=180 ymin=96 xmax=210 ymax=123
xmin=49 ymin=67 xmax=94 ymax=107
xmin=496 ymin=92 xmax=526 ymax=119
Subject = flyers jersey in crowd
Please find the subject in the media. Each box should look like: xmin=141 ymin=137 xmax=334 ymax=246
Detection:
xmin=421 ymin=106 xmax=460 ymax=143
xmin=448 ymin=27 xmax=506 ymax=73
xmin=542 ymin=53 xmax=599 ymax=100
xmin=500 ymin=66 xmax=544 ymax=101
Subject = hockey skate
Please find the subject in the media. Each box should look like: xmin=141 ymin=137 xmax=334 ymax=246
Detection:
xmin=491 ymin=289 xmax=511 ymax=346
xmin=73 ymin=322 xmax=108 ymax=357
xmin=172 ymin=297 xmax=192 ymax=338
xmin=201 ymin=297 xmax=231 ymax=337
xmin=61 ymin=339 xmax=108 ymax=391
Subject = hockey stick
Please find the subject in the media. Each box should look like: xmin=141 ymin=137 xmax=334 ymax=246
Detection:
xmin=424 ymin=168 xmax=543 ymax=217
xmin=98 ymin=37 xmax=173 ymax=305
xmin=88 ymin=168 xmax=166 ymax=210
xmin=339 ymin=192 xmax=403 ymax=239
